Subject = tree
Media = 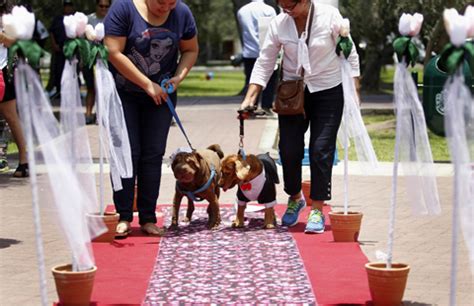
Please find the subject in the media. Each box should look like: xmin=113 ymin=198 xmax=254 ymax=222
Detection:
xmin=340 ymin=0 xmax=466 ymax=92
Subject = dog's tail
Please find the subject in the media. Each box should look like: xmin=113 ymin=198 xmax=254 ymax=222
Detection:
xmin=207 ymin=144 xmax=224 ymax=159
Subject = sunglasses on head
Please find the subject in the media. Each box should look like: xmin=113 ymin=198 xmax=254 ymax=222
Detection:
xmin=280 ymin=1 xmax=300 ymax=13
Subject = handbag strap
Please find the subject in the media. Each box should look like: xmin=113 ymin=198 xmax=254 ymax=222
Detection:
xmin=279 ymin=2 xmax=315 ymax=81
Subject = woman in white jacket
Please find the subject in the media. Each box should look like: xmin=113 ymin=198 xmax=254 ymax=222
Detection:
xmin=240 ymin=0 xmax=360 ymax=233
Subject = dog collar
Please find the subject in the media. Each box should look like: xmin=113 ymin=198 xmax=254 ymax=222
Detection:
xmin=176 ymin=165 xmax=216 ymax=202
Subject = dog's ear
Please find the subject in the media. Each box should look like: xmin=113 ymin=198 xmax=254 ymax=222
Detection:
xmin=235 ymin=160 xmax=250 ymax=180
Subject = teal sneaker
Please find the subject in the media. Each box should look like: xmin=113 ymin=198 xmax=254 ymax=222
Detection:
xmin=282 ymin=197 xmax=306 ymax=227
xmin=0 ymin=159 xmax=9 ymax=173
xmin=305 ymin=209 xmax=325 ymax=234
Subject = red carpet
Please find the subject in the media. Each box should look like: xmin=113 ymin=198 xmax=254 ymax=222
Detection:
xmin=83 ymin=204 xmax=371 ymax=305
xmin=275 ymin=205 xmax=371 ymax=305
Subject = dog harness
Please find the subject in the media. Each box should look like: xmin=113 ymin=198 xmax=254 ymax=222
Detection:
xmin=176 ymin=164 xmax=216 ymax=202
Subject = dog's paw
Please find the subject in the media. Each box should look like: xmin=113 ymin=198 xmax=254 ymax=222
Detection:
xmin=207 ymin=218 xmax=221 ymax=230
xmin=183 ymin=217 xmax=191 ymax=223
xmin=168 ymin=223 xmax=179 ymax=230
xmin=263 ymin=223 xmax=276 ymax=229
xmin=231 ymin=219 xmax=245 ymax=228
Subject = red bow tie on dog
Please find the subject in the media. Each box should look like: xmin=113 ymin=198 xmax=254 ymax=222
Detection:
xmin=240 ymin=182 xmax=252 ymax=191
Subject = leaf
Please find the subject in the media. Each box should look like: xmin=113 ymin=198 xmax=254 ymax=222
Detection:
xmin=8 ymin=40 xmax=44 ymax=70
xmin=336 ymin=36 xmax=353 ymax=59
xmin=392 ymin=36 xmax=410 ymax=63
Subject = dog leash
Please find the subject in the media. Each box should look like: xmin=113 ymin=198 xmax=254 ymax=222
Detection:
xmin=237 ymin=110 xmax=247 ymax=160
xmin=161 ymin=79 xmax=194 ymax=151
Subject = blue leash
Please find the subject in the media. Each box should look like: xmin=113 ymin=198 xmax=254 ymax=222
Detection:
xmin=161 ymin=79 xmax=194 ymax=151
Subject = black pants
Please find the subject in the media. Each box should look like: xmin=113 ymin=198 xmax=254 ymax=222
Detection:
xmin=243 ymin=57 xmax=277 ymax=109
xmin=278 ymin=84 xmax=344 ymax=201
xmin=113 ymin=90 xmax=175 ymax=225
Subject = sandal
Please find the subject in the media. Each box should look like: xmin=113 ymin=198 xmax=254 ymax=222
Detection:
xmin=115 ymin=221 xmax=132 ymax=238
xmin=140 ymin=223 xmax=166 ymax=236
xmin=13 ymin=163 xmax=29 ymax=178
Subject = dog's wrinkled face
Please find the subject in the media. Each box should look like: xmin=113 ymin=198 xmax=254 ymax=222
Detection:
xmin=171 ymin=152 xmax=201 ymax=184
xmin=219 ymin=154 xmax=249 ymax=191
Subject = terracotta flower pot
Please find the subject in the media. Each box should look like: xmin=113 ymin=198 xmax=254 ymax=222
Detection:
xmin=52 ymin=264 xmax=97 ymax=306
xmin=88 ymin=212 xmax=119 ymax=243
xmin=365 ymin=262 xmax=410 ymax=306
xmin=301 ymin=180 xmax=312 ymax=206
xmin=328 ymin=211 xmax=363 ymax=242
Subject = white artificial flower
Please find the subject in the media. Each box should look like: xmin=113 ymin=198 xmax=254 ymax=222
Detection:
xmin=448 ymin=15 xmax=469 ymax=47
xmin=398 ymin=13 xmax=412 ymax=36
xmin=340 ymin=18 xmax=350 ymax=37
xmin=84 ymin=24 xmax=97 ymax=41
xmin=408 ymin=13 xmax=423 ymax=36
xmin=2 ymin=6 xmax=35 ymax=40
xmin=74 ymin=12 xmax=88 ymax=37
xmin=464 ymin=5 xmax=474 ymax=38
xmin=95 ymin=23 xmax=105 ymax=41
xmin=84 ymin=23 xmax=105 ymax=42
xmin=399 ymin=13 xmax=423 ymax=37
xmin=443 ymin=8 xmax=459 ymax=35
xmin=63 ymin=15 xmax=78 ymax=39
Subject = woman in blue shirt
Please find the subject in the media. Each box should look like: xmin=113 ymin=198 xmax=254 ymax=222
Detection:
xmin=104 ymin=0 xmax=198 ymax=237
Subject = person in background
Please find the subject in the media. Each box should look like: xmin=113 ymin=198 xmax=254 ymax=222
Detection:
xmin=104 ymin=0 xmax=198 ymax=237
xmin=83 ymin=0 xmax=111 ymax=124
xmin=237 ymin=0 xmax=277 ymax=116
xmin=0 ymin=0 xmax=28 ymax=177
xmin=240 ymin=0 xmax=360 ymax=233
xmin=47 ymin=0 xmax=75 ymax=99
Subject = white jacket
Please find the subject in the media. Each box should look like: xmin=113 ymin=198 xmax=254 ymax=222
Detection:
xmin=250 ymin=1 xmax=360 ymax=93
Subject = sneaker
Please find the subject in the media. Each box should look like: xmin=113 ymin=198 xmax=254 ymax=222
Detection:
xmin=85 ymin=114 xmax=96 ymax=125
xmin=305 ymin=209 xmax=325 ymax=234
xmin=262 ymin=107 xmax=274 ymax=116
xmin=282 ymin=197 xmax=306 ymax=227
xmin=0 ymin=159 xmax=9 ymax=173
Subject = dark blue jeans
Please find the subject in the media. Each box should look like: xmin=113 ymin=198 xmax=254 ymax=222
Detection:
xmin=114 ymin=90 xmax=175 ymax=225
xmin=278 ymin=84 xmax=344 ymax=201
xmin=243 ymin=57 xmax=278 ymax=109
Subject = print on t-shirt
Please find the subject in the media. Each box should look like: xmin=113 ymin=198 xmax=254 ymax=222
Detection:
xmin=116 ymin=27 xmax=178 ymax=91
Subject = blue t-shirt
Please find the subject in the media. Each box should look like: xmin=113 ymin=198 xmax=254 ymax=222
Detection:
xmin=104 ymin=0 xmax=197 ymax=93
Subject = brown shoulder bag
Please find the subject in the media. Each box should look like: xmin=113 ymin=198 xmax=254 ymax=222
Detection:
xmin=273 ymin=4 xmax=314 ymax=116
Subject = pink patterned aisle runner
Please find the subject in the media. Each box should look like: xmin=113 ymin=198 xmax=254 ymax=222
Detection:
xmin=143 ymin=206 xmax=317 ymax=305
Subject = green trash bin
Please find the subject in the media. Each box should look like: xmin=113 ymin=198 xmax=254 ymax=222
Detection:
xmin=423 ymin=55 xmax=472 ymax=136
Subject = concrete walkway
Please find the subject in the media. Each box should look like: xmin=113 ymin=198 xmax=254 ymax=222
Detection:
xmin=0 ymin=95 xmax=472 ymax=305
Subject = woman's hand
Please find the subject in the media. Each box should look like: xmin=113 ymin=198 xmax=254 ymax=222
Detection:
xmin=240 ymin=97 xmax=256 ymax=111
xmin=239 ymin=83 xmax=262 ymax=110
xmin=144 ymin=80 xmax=168 ymax=105
xmin=165 ymin=75 xmax=182 ymax=93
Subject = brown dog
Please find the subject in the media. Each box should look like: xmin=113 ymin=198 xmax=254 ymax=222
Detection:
xmin=218 ymin=152 xmax=279 ymax=229
xmin=170 ymin=144 xmax=224 ymax=229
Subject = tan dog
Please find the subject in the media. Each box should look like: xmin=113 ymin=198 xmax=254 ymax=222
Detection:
xmin=171 ymin=144 xmax=223 ymax=229
xmin=218 ymin=152 xmax=279 ymax=229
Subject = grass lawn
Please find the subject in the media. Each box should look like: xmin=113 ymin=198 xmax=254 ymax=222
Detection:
xmin=342 ymin=113 xmax=450 ymax=162
xmin=178 ymin=70 xmax=245 ymax=97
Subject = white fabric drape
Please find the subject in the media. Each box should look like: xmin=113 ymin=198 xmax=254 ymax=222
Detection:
xmin=393 ymin=61 xmax=441 ymax=216
xmin=444 ymin=70 xmax=474 ymax=274
xmin=16 ymin=62 xmax=105 ymax=271
xmin=94 ymin=60 xmax=133 ymax=192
